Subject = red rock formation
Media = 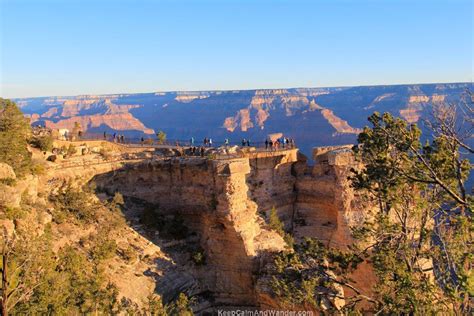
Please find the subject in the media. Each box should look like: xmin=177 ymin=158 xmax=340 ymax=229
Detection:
xmin=44 ymin=113 xmax=154 ymax=134
xmin=320 ymin=109 xmax=362 ymax=134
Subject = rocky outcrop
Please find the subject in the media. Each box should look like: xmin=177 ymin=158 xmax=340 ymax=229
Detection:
xmin=400 ymin=92 xmax=446 ymax=123
xmin=320 ymin=109 xmax=362 ymax=135
xmin=29 ymin=97 xmax=155 ymax=135
xmin=90 ymin=152 xmax=296 ymax=307
xmin=175 ymin=92 xmax=210 ymax=103
xmin=0 ymin=174 xmax=38 ymax=208
xmin=43 ymin=113 xmax=155 ymax=134
xmin=294 ymin=145 xmax=369 ymax=247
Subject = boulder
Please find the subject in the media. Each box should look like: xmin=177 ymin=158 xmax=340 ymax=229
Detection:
xmin=47 ymin=155 xmax=57 ymax=162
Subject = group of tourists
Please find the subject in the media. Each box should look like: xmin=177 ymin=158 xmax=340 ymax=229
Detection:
xmin=189 ymin=146 xmax=206 ymax=157
xmin=102 ymin=132 xmax=295 ymax=151
xmin=108 ymin=132 xmax=125 ymax=143
xmin=241 ymin=139 xmax=251 ymax=147
xmin=202 ymin=137 xmax=213 ymax=147
xmin=264 ymin=137 xmax=295 ymax=150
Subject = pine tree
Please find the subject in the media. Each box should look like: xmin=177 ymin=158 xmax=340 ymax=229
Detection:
xmin=0 ymin=99 xmax=32 ymax=176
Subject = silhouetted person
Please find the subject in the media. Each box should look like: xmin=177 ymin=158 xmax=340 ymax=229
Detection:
xmin=242 ymin=139 xmax=246 ymax=147
xmin=265 ymin=139 xmax=269 ymax=149
xmin=200 ymin=147 xmax=205 ymax=157
xmin=141 ymin=136 xmax=144 ymax=144
xmin=120 ymin=135 xmax=124 ymax=143
xmin=246 ymin=139 xmax=250 ymax=147
xmin=103 ymin=131 xmax=107 ymax=140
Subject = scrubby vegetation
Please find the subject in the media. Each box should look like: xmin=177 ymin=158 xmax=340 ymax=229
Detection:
xmin=191 ymin=248 xmax=206 ymax=266
xmin=0 ymin=98 xmax=33 ymax=177
xmin=268 ymin=207 xmax=294 ymax=249
xmin=156 ymin=130 xmax=167 ymax=144
xmin=348 ymin=110 xmax=472 ymax=313
xmin=49 ymin=183 xmax=99 ymax=224
xmin=30 ymin=134 xmax=54 ymax=152
xmin=269 ymin=238 xmax=363 ymax=311
xmin=269 ymin=102 xmax=472 ymax=313
xmin=0 ymin=99 xmax=195 ymax=314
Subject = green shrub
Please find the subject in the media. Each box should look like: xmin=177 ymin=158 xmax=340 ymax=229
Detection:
xmin=50 ymin=183 xmax=97 ymax=224
xmin=31 ymin=135 xmax=54 ymax=152
xmin=269 ymin=238 xmax=363 ymax=310
xmin=268 ymin=207 xmax=294 ymax=249
xmin=111 ymin=192 xmax=125 ymax=210
xmin=0 ymin=98 xmax=33 ymax=177
xmin=90 ymin=235 xmax=117 ymax=261
xmin=67 ymin=144 xmax=77 ymax=156
xmin=269 ymin=207 xmax=284 ymax=234
xmin=3 ymin=206 xmax=28 ymax=220
xmin=59 ymin=145 xmax=68 ymax=155
xmin=156 ymin=131 xmax=166 ymax=144
xmin=120 ymin=246 xmax=136 ymax=263
xmin=31 ymin=159 xmax=47 ymax=175
xmin=168 ymin=293 xmax=193 ymax=316
xmin=0 ymin=178 xmax=16 ymax=186
xmin=192 ymin=250 xmax=206 ymax=266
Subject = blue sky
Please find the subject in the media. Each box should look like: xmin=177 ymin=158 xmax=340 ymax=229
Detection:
xmin=0 ymin=0 xmax=472 ymax=98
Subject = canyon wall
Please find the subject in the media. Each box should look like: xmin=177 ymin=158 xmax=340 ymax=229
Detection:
xmin=85 ymin=145 xmax=369 ymax=310
xmin=91 ymin=152 xmax=298 ymax=307
xmin=17 ymin=83 xmax=471 ymax=161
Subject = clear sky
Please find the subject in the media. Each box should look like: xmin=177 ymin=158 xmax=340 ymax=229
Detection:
xmin=0 ymin=0 xmax=472 ymax=98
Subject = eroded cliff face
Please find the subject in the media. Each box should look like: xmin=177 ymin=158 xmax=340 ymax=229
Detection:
xmin=84 ymin=145 xmax=372 ymax=310
xmin=28 ymin=97 xmax=155 ymax=135
xmin=90 ymin=153 xmax=295 ymax=308
xmin=17 ymin=83 xmax=470 ymax=160
xmin=222 ymin=89 xmax=361 ymax=135
xmin=4 ymin=141 xmax=374 ymax=311
xmin=294 ymin=146 xmax=368 ymax=247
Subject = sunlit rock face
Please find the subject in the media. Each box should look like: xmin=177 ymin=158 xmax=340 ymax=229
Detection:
xmin=17 ymin=82 xmax=470 ymax=158
xmin=14 ymin=138 xmax=382 ymax=311
xmin=80 ymin=145 xmax=377 ymax=310
xmin=90 ymin=151 xmax=296 ymax=307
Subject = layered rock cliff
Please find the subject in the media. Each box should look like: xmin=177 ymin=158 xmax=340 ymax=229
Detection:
xmin=0 ymin=141 xmax=381 ymax=312
xmin=16 ymin=83 xmax=470 ymax=159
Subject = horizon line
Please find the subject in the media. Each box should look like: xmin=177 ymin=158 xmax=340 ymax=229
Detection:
xmin=5 ymin=80 xmax=473 ymax=100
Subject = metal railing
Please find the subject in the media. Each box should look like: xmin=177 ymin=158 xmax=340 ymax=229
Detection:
xmin=69 ymin=132 xmax=297 ymax=151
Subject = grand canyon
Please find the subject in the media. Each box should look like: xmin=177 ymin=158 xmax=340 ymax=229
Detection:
xmin=1 ymin=81 xmax=471 ymax=314
xmin=16 ymin=82 xmax=472 ymax=158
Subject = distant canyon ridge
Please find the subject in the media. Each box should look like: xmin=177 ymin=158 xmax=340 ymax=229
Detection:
xmin=15 ymin=82 xmax=472 ymax=157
